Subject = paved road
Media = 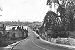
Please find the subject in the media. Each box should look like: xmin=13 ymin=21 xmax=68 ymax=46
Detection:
xmin=12 ymin=29 xmax=75 ymax=50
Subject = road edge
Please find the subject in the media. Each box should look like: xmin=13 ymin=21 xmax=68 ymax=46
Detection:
xmin=3 ymin=37 xmax=29 ymax=50
xmin=33 ymin=31 xmax=75 ymax=49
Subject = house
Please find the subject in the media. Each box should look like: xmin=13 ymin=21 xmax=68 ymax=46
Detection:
xmin=6 ymin=26 xmax=28 ymax=38
xmin=7 ymin=29 xmax=22 ymax=38
xmin=5 ymin=25 xmax=18 ymax=30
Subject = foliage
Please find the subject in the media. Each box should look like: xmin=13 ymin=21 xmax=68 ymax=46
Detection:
xmin=39 ymin=0 xmax=75 ymax=38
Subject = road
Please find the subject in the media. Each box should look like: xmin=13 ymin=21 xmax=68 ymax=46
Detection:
xmin=11 ymin=28 xmax=75 ymax=50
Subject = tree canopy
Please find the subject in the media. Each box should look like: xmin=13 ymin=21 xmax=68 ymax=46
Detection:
xmin=39 ymin=0 xmax=75 ymax=38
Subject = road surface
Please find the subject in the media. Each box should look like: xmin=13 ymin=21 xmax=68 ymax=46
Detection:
xmin=11 ymin=28 xmax=75 ymax=50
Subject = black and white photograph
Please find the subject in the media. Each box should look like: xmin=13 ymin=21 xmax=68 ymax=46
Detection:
xmin=0 ymin=0 xmax=75 ymax=50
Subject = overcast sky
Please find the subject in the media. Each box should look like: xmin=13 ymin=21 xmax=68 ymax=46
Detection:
xmin=0 ymin=0 xmax=49 ymax=22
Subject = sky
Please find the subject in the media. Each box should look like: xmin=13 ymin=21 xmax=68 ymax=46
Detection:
xmin=0 ymin=0 xmax=49 ymax=22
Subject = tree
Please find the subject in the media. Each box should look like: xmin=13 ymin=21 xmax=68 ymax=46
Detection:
xmin=46 ymin=0 xmax=75 ymax=31
xmin=39 ymin=0 xmax=75 ymax=38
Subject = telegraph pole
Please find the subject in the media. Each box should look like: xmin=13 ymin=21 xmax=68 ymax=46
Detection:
xmin=0 ymin=7 xmax=3 ymax=16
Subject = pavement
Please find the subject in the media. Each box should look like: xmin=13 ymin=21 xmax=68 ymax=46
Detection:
xmin=11 ymin=29 xmax=75 ymax=50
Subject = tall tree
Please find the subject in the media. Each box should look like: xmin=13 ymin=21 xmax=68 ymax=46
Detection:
xmin=40 ymin=0 xmax=75 ymax=38
xmin=46 ymin=0 xmax=75 ymax=31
